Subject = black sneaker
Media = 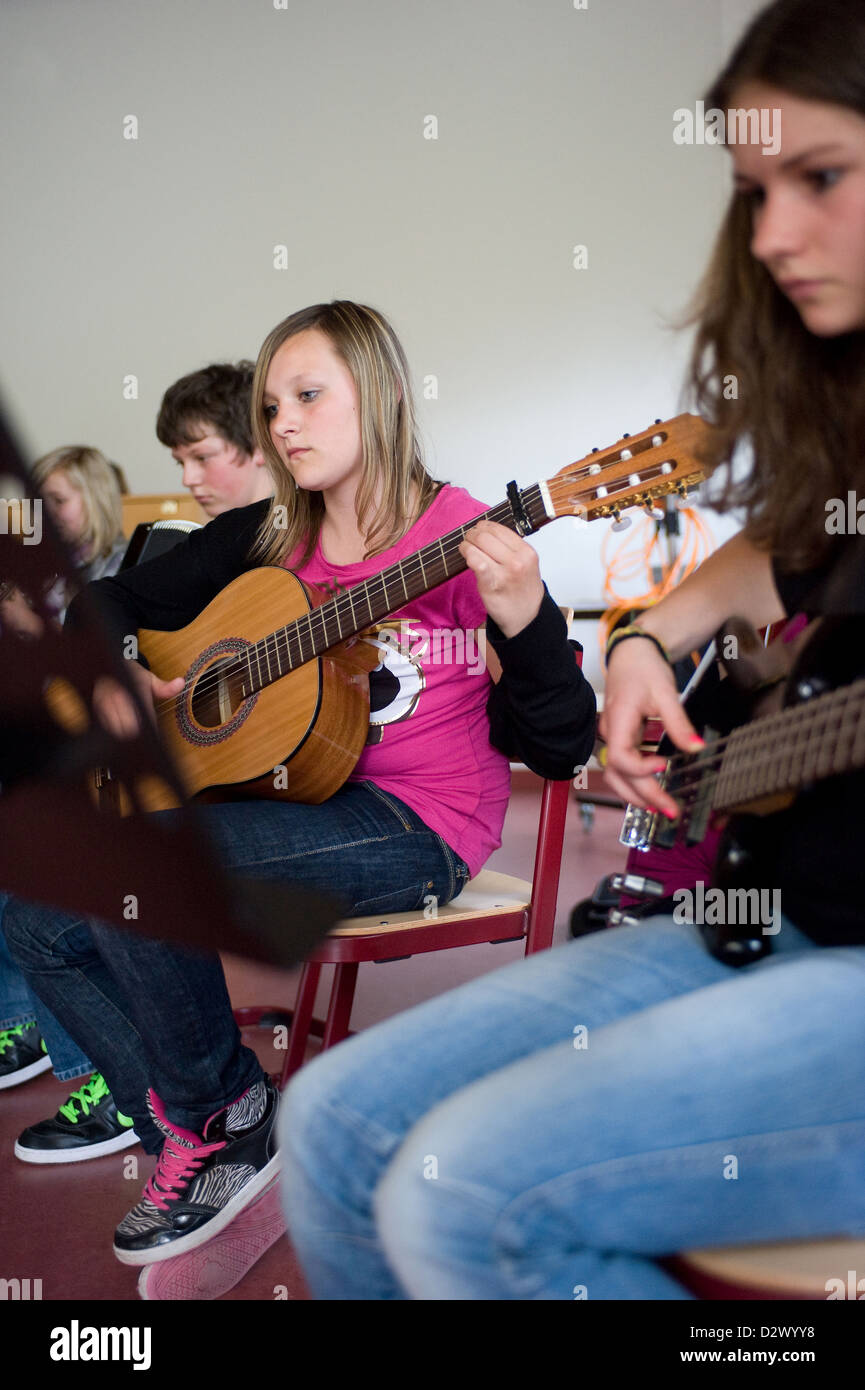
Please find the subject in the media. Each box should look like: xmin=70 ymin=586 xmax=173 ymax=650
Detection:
xmin=0 ymin=1022 xmax=52 ymax=1089
xmin=113 ymin=1077 xmax=279 ymax=1266
xmin=14 ymin=1071 xmax=140 ymax=1164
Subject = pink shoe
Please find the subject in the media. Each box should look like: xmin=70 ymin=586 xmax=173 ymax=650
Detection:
xmin=137 ymin=1175 xmax=286 ymax=1300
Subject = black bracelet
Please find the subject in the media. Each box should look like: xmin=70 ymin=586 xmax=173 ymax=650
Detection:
xmin=605 ymin=624 xmax=671 ymax=666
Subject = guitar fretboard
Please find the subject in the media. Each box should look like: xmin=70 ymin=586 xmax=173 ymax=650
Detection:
xmin=710 ymin=677 xmax=865 ymax=812
xmin=237 ymin=485 xmax=549 ymax=697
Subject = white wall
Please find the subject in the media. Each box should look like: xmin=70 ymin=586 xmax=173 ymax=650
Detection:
xmin=1 ymin=0 xmax=767 ymax=689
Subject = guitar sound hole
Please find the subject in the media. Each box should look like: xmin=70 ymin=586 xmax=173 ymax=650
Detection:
xmin=189 ymin=658 xmax=247 ymax=729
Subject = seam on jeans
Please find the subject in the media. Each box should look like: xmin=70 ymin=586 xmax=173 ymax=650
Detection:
xmin=492 ymin=1117 xmax=865 ymax=1250
xmin=53 ymin=1066 xmax=94 ymax=1083
xmin=0 ymin=1013 xmax=37 ymax=1030
xmin=484 ymin=1125 xmax=865 ymax=1297
xmin=238 ymin=831 xmax=406 ymax=869
xmin=353 ymin=881 xmax=427 ymax=915
xmin=432 ymin=835 xmax=457 ymax=902
xmin=435 ymin=834 xmax=471 ymax=904
xmin=363 ymin=781 xmax=416 ymax=833
xmin=329 ymin=1093 xmax=405 ymax=1157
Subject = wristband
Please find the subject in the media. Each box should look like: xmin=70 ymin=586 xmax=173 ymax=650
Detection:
xmin=605 ymin=624 xmax=671 ymax=666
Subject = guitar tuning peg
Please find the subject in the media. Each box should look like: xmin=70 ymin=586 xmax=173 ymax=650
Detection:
xmin=645 ymin=504 xmax=665 ymax=521
xmin=610 ymin=512 xmax=632 ymax=533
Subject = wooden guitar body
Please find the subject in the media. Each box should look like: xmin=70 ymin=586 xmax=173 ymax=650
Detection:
xmin=138 ymin=567 xmax=380 ymax=810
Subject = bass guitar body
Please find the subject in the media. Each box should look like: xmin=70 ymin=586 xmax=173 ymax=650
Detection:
xmin=137 ymin=567 xmax=380 ymax=811
xmin=649 ymin=614 xmax=865 ymax=961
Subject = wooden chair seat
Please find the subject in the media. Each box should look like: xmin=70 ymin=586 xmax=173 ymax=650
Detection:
xmin=234 ymin=774 xmax=571 ymax=1082
xmin=331 ymin=869 xmax=532 ymax=937
xmin=672 ymin=1237 xmax=865 ymax=1300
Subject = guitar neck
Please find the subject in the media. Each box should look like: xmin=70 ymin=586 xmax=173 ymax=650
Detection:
xmin=243 ymin=484 xmax=551 ymax=693
xmin=710 ymin=676 xmax=865 ymax=812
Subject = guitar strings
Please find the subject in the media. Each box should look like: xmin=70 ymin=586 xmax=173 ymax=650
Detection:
xmin=150 ymin=530 xmax=482 ymax=714
xmin=647 ymin=683 xmax=862 ymax=813
xmin=145 ymin=448 xmax=693 ymax=719
xmin=149 ymin=513 xmax=505 ymax=717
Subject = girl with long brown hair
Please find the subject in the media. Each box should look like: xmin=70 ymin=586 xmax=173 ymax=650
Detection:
xmin=274 ymin=0 xmax=865 ymax=1299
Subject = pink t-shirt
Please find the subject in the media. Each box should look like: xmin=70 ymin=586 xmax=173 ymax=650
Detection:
xmin=284 ymin=485 xmax=511 ymax=876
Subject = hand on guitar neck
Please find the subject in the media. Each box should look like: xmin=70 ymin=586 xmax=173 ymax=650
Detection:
xmin=93 ymin=663 xmax=185 ymax=740
xmin=459 ymin=520 xmax=545 ymax=639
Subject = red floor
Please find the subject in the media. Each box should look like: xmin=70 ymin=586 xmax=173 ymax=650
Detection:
xmin=0 ymin=781 xmax=628 ymax=1302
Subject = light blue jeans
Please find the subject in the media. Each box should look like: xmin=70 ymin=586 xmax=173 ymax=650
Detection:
xmin=280 ymin=915 xmax=865 ymax=1299
xmin=0 ymin=893 xmax=92 ymax=1082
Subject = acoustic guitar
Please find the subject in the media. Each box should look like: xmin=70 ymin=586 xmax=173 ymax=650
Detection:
xmin=55 ymin=413 xmax=710 ymax=812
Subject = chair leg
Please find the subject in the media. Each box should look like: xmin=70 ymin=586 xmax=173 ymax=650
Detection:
xmin=321 ymin=963 xmax=359 ymax=1049
xmin=525 ymin=779 xmax=570 ymax=954
xmin=281 ymin=961 xmax=322 ymax=1085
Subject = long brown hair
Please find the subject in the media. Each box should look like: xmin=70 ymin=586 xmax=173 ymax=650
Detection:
xmin=685 ymin=0 xmax=865 ymax=567
xmin=250 ymin=302 xmax=440 ymax=567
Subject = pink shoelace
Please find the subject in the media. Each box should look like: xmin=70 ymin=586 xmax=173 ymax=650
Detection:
xmin=143 ymin=1133 xmax=225 ymax=1212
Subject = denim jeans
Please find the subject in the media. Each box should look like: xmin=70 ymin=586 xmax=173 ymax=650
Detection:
xmin=279 ymin=915 xmax=865 ymax=1299
xmin=0 ymin=893 xmax=92 ymax=1082
xmin=3 ymin=783 xmax=469 ymax=1155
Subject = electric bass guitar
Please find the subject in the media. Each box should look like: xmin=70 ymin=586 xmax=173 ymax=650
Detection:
xmin=56 ymin=413 xmax=710 ymax=812
xmin=619 ymin=612 xmax=865 ymax=959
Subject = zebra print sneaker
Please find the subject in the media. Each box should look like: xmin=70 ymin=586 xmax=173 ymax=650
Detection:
xmin=113 ymin=1077 xmax=279 ymax=1266
xmin=136 ymin=1175 xmax=286 ymax=1300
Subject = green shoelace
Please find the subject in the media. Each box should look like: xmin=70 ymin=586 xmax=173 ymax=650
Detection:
xmin=0 ymin=1021 xmax=39 ymax=1054
xmin=59 ymin=1071 xmax=132 ymax=1126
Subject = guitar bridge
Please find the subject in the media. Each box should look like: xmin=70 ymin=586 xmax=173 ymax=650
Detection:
xmin=619 ymin=804 xmax=657 ymax=851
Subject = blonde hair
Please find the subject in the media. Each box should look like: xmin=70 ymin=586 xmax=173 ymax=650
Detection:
xmin=31 ymin=446 xmax=124 ymax=563
xmin=250 ymin=301 xmax=440 ymax=566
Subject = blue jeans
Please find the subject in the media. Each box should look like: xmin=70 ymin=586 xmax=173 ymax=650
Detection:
xmin=0 ymin=893 xmax=92 ymax=1082
xmin=3 ymin=783 xmax=468 ymax=1155
xmin=279 ymin=915 xmax=865 ymax=1299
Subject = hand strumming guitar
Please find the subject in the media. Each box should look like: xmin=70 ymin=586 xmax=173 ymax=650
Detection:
xmin=599 ymin=532 xmax=786 ymax=819
xmin=93 ymin=663 xmax=184 ymax=740
xmin=599 ymin=638 xmax=701 ymax=819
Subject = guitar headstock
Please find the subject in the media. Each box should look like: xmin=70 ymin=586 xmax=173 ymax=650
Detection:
xmin=542 ymin=413 xmax=711 ymax=524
